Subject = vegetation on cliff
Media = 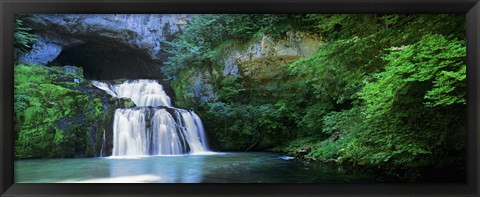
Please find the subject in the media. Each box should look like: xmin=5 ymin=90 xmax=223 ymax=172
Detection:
xmin=163 ymin=14 xmax=466 ymax=181
xmin=14 ymin=63 xmax=114 ymax=159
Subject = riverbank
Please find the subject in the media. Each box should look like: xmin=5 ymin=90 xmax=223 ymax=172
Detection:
xmin=273 ymin=139 xmax=466 ymax=183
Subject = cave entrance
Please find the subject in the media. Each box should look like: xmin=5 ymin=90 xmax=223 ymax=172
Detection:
xmin=52 ymin=41 xmax=162 ymax=80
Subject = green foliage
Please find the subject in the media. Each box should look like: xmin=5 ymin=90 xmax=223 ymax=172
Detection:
xmin=361 ymin=34 xmax=466 ymax=117
xmin=218 ymin=76 xmax=244 ymax=102
xmin=286 ymin=15 xmax=465 ymax=180
xmin=297 ymin=102 xmax=333 ymax=137
xmin=14 ymin=16 xmax=37 ymax=54
xmin=203 ymin=101 xmax=288 ymax=150
xmin=343 ymin=33 xmax=467 ymax=178
xmin=166 ymin=14 xmax=466 ymax=181
xmin=14 ymin=63 xmax=110 ymax=159
xmin=15 ymin=64 xmax=81 ymax=158
xmin=162 ymin=38 xmax=216 ymax=78
xmin=93 ymin=98 xmax=104 ymax=116
xmin=309 ymin=139 xmax=341 ymax=161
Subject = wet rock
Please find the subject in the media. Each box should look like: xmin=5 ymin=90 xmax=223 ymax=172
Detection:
xmin=121 ymin=98 xmax=136 ymax=108
xmin=297 ymin=149 xmax=309 ymax=156
xmin=109 ymin=97 xmax=136 ymax=108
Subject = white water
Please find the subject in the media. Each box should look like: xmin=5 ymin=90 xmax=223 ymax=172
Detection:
xmin=91 ymin=80 xmax=171 ymax=107
xmin=92 ymin=80 xmax=210 ymax=156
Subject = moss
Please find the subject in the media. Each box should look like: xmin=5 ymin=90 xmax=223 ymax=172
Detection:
xmin=170 ymin=69 xmax=199 ymax=109
xmin=122 ymin=98 xmax=136 ymax=108
xmin=93 ymin=98 xmax=103 ymax=116
xmin=14 ymin=63 xmax=113 ymax=159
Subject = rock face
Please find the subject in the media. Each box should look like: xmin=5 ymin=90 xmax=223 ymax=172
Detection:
xmin=222 ymin=31 xmax=324 ymax=78
xmin=19 ymin=37 xmax=63 ymax=65
xmin=178 ymin=70 xmax=217 ymax=103
xmin=175 ymin=31 xmax=324 ymax=103
xmin=20 ymin=14 xmax=190 ymax=79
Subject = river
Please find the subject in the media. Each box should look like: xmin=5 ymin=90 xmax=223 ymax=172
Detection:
xmin=15 ymin=152 xmax=374 ymax=183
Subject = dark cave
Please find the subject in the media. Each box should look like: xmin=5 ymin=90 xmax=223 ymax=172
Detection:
xmin=52 ymin=41 xmax=164 ymax=80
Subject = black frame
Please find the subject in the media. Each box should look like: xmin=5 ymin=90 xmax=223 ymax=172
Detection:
xmin=1 ymin=0 xmax=479 ymax=196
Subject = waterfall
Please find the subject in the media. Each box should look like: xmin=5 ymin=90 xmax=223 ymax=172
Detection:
xmin=91 ymin=80 xmax=171 ymax=107
xmin=100 ymin=129 xmax=106 ymax=157
xmin=92 ymin=80 xmax=210 ymax=156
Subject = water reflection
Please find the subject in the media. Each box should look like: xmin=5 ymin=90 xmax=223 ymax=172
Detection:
xmin=108 ymin=155 xmax=205 ymax=183
xmin=15 ymin=152 xmax=374 ymax=183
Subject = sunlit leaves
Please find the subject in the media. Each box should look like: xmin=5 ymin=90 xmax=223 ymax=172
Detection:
xmin=285 ymin=15 xmax=465 ymax=180
xmin=361 ymin=34 xmax=466 ymax=118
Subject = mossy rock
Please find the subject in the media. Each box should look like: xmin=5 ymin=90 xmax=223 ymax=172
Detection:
xmin=109 ymin=97 xmax=136 ymax=108
xmin=14 ymin=63 xmax=116 ymax=159
xmin=122 ymin=98 xmax=136 ymax=108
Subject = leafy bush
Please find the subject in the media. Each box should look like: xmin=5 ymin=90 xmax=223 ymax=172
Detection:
xmin=361 ymin=34 xmax=466 ymax=117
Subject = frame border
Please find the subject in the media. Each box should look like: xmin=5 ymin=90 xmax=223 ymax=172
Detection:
xmin=1 ymin=0 xmax=479 ymax=196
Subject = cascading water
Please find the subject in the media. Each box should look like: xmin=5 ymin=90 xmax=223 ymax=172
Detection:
xmin=92 ymin=80 xmax=210 ymax=156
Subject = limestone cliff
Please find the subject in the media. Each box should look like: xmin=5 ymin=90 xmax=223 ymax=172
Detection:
xmin=175 ymin=30 xmax=324 ymax=104
xmin=19 ymin=14 xmax=190 ymax=79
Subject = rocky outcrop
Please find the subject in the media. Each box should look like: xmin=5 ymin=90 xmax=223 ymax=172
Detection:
xmin=19 ymin=37 xmax=63 ymax=65
xmin=172 ymin=69 xmax=217 ymax=105
xmin=176 ymin=31 xmax=324 ymax=103
xmin=19 ymin=14 xmax=190 ymax=79
xmin=222 ymin=31 xmax=324 ymax=78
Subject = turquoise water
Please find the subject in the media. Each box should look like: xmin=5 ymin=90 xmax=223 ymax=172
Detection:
xmin=15 ymin=152 xmax=374 ymax=183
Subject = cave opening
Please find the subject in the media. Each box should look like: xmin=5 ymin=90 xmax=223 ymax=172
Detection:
xmin=52 ymin=41 xmax=163 ymax=80
xmin=50 ymin=40 xmax=177 ymax=101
